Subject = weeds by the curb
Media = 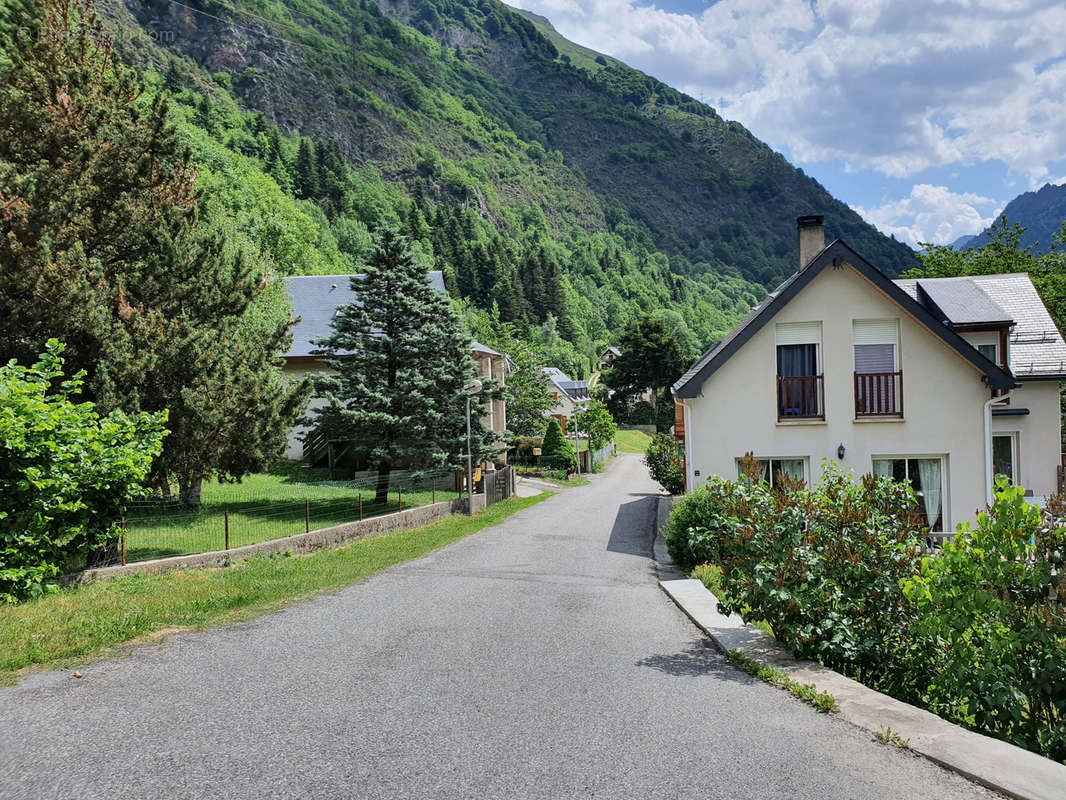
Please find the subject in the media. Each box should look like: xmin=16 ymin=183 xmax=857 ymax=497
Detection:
xmin=726 ymin=649 xmax=839 ymax=714
xmin=873 ymin=725 xmax=910 ymax=749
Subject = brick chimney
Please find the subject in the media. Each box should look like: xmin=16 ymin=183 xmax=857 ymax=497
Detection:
xmin=797 ymin=215 xmax=824 ymax=270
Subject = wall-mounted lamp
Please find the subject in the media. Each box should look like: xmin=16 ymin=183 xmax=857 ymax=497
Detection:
xmin=837 ymin=443 xmax=846 ymax=460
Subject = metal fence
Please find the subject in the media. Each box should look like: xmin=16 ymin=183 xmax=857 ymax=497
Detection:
xmin=112 ymin=469 xmax=461 ymax=566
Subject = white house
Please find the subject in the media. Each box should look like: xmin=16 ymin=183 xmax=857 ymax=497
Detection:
xmin=543 ymin=367 xmax=590 ymax=433
xmin=280 ymin=272 xmax=507 ymax=464
xmin=672 ymin=215 xmax=1065 ymax=533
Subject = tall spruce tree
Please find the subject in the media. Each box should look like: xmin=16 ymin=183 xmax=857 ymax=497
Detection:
xmin=311 ymin=229 xmax=498 ymax=504
xmin=0 ymin=0 xmax=309 ymax=504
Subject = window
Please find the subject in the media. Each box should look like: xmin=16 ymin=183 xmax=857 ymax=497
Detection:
xmin=854 ymin=319 xmax=902 ymax=416
xmin=775 ymin=322 xmax=823 ymax=419
xmin=977 ymin=343 xmax=997 ymax=363
xmin=872 ymin=457 xmax=944 ymax=531
xmin=737 ymin=457 xmax=807 ymax=488
xmin=992 ymin=434 xmax=1016 ymax=484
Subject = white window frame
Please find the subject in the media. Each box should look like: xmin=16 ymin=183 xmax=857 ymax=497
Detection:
xmin=853 ymin=319 xmax=900 ymax=371
xmin=736 ymin=456 xmax=809 ymax=488
xmin=871 ymin=454 xmax=947 ymax=532
xmin=775 ymin=322 xmax=823 ymax=373
xmin=977 ymin=342 xmax=998 ymax=363
xmin=991 ymin=432 xmax=1018 ymax=484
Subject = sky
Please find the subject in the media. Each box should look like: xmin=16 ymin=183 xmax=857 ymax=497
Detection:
xmin=501 ymin=0 xmax=1066 ymax=249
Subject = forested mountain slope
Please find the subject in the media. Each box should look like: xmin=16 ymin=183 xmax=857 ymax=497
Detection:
xmin=99 ymin=0 xmax=917 ymax=372
xmin=965 ymin=183 xmax=1066 ymax=254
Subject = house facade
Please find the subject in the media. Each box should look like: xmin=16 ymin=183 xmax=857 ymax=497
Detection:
xmin=543 ymin=367 xmax=590 ymax=433
xmin=672 ymin=216 xmax=1065 ymax=532
xmin=280 ymin=273 xmax=507 ymax=465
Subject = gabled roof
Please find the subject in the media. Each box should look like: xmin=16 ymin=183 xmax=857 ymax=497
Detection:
xmin=915 ymin=278 xmax=1013 ymax=329
xmin=672 ymin=240 xmax=1017 ymax=398
xmin=542 ymin=367 xmax=589 ymax=399
xmin=896 ymin=273 xmax=1066 ymax=379
xmin=471 ymin=341 xmax=502 ymax=357
xmin=283 ymin=272 xmax=446 ymax=358
xmin=602 ymin=346 xmax=621 ymax=357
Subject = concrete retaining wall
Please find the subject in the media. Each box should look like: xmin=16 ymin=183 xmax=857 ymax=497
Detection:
xmin=73 ymin=493 xmax=488 ymax=583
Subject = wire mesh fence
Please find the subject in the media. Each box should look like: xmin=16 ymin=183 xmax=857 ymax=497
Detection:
xmin=117 ymin=469 xmax=462 ymax=565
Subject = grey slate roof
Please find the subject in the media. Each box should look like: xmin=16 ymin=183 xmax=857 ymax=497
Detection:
xmin=283 ymin=272 xmax=446 ymax=358
xmin=916 ymin=278 xmax=1013 ymax=327
xmin=672 ymin=240 xmax=1017 ymax=397
xmin=471 ymin=341 xmax=501 ymax=357
xmin=897 ymin=273 xmax=1066 ymax=378
xmin=543 ymin=367 xmax=590 ymax=399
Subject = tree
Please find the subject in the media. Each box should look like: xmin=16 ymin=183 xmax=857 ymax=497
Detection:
xmin=602 ymin=314 xmax=689 ymax=410
xmin=577 ymin=399 xmax=617 ymax=452
xmin=502 ymin=342 xmax=555 ymax=438
xmin=1 ymin=341 xmax=168 ymax=602
xmin=310 ymin=229 xmax=498 ymax=504
xmin=540 ymin=417 xmax=576 ymax=473
xmin=0 ymin=0 xmax=308 ymax=504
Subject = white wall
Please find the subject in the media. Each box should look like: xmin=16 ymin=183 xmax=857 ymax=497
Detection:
xmin=991 ymin=380 xmax=1061 ymax=497
xmin=683 ymin=262 xmax=999 ymax=529
xmin=282 ymin=361 xmax=330 ymax=461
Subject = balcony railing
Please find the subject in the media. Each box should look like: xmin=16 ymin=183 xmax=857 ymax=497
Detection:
xmin=854 ymin=371 xmax=903 ymax=417
xmin=777 ymin=374 xmax=825 ymax=420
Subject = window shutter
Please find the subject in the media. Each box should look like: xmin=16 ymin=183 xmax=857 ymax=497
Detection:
xmin=853 ymin=319 xmax=898 ymax=345
xmin=776 ymin=322 xmax=821 ymax=345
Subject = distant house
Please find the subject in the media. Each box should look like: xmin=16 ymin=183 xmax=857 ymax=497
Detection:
xmin=281 ymin=273 xmax=507 ymax=464
xmin=598 ymin=346 xmax=621 ymax=370
xmin=543 ymin=367 xmax=590 ymax=433
xmin=673 ymin=215 xmax=1064 ymax=533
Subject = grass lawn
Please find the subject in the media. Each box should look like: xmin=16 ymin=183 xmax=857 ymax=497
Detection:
xmin=1 ymin=493 xmax=550 ymax=685
xmin=123 ymin=465 xmax=461 ymax=562
xmin=614 ymin=428 xmax=654 ymax=454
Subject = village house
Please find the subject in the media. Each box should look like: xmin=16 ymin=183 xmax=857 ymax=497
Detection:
xmin=672 ymin=215 xmax=1065 ymax=533
xmin=280 ymin=272 xmax=507 ymax=465
xmin=543 ymin=366 xmax=590 ymax=433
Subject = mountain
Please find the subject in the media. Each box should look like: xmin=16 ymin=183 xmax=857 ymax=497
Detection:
xmin=99 ymin=0 xmax=917 ymax=365
xmin=967 ymin=183 xmax=1066 ymax=253
xmin=949 ymin=234 xmax=975 ymax=250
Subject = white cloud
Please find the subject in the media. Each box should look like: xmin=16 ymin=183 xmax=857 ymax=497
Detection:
xmin=503 ymin=0 xmax=1066 ymax=185
xmin=851 ymin=184 xmax=1000 ymax=247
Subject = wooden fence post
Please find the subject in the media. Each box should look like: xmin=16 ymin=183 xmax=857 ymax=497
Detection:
xmin=120 ymin=517 xmax=127 ymax=566
xmin=398 ymin=486 xmax=403 ymax=511
xmin=224 ymin=511 xmax=230 ymax=551
xmin=432 ymin=478 xmax=436 ymax=504
xmin=305 ymin=499 xmax=310 ymax=533
xmin=359 ymin=493 xmax=363 ymax=521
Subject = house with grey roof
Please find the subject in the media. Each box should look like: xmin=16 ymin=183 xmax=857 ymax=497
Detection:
xmin=598 ymin=346 xmax=621 ymax=370
xmin=281 ymin=272 xmax=507 ymax=463
xmin=672 ymin=215 xmax=1065 ymax=533
xmin=543 ymin=367 xmax=590 ymax=432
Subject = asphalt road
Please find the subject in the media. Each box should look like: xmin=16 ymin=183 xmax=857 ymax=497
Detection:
xmin=0 ymin=454 xmax=993 ymax=799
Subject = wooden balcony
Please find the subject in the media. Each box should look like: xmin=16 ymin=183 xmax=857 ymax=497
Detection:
xmin=854 ymin=371 xmax=903 ymax=417
xmin=777 ymin=374 xmax=825 ymax=420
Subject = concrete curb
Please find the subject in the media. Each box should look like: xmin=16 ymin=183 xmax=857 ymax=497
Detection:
xmin=654 ymin=501 xmax=1066 ymax=800
xmin=73 ymin=494 xmax=487 ymax=583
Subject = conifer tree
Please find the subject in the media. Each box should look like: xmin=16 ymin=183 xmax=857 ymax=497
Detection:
xmin=293 ymin=137 xmax=318 ymax=200
xmin=0 ymin=0 xmax=309 ymax=504
xmin=311 ymin=229 xmax=498 ymax=504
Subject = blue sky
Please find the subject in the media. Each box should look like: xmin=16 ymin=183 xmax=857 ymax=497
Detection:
xmin=502 ymin=0 xmax=1066 ymax=248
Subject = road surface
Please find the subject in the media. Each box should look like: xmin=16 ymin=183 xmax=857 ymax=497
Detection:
xmin=0 ymin=454 xmax=991 ymax=799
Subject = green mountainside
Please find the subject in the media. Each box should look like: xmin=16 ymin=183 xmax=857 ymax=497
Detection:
xmin=100 ymin=0 xmax=917 ymax=373
xmin=964 ymin=183 xmax=1066 ymax=253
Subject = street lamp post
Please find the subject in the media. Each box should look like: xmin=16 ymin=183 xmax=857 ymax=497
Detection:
xmin=464 ymin=379 xmax=483 ymax=516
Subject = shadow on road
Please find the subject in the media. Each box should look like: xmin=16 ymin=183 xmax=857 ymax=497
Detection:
xmin=606 ymin=496 xmax=657 ymax=557
xmin=636 ymin=641 xmax=751 ymax=683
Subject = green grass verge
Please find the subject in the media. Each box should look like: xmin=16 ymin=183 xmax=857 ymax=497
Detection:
xmin=0 ymin=493 xmax=549 ymax=685
xmin=614 ymin=428 xmax=653 ymax=454
xmin=726 ymin=650 xmax=839 ymax=714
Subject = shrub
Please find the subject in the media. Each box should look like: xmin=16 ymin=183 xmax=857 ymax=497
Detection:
xmin=663 ymin=476 xmax=743 ymax=571
xmin=0 ymin=342 xmax=168 ymax=602
xmin=716 ymin=462 xmax=926 ymax=690
xmin=902 ymin=478 xmax=1066 ymax=762
xmin=541 ymin=418 xmax=576 ymax=473
xmin=643 ymin=433 xmax=684 ymax=495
